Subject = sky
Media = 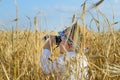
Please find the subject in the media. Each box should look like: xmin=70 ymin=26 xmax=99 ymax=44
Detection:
xmin=0 ymin=0 xmax=120 ymax=31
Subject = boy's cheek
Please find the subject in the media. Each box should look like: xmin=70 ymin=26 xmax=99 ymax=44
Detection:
xmin=59 ymin=42 xmax=68 ymax=53
xmin=59 ymin=45 xmax=66 ymax=54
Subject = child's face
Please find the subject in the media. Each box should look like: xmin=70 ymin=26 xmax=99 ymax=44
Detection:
xmin=59 ymin=38 xmax=73 ymax=54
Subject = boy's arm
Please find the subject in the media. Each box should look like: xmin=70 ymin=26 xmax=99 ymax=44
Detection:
xmin=44 ymin=35 xmax=56 ymax=51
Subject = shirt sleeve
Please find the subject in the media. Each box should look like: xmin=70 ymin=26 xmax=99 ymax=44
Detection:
xmin=40 ymin=49 xmax=51 ymax=73
xmin=40 ymin=49 xmax=65 ymax=74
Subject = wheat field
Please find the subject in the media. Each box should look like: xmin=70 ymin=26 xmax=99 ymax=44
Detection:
xmin=0 ymin=0 xmax=120 ymax=80
xmin=0 ymin=28 xmax=120 ymax=80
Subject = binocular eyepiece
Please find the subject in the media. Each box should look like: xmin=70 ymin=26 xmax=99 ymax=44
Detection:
xmin=55 ymin=36 xmax=62 ymax=46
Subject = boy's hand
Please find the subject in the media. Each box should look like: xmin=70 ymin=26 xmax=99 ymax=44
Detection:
xmin=43 ymin=35 xmax=56 ymax=50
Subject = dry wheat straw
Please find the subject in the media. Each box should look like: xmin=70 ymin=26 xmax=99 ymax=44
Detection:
xmin=0 ymin=0 xmax=120 ymax=80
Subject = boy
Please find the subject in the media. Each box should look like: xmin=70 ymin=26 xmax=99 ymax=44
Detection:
xmin=40 ymin=21 xmax=90 ymax=80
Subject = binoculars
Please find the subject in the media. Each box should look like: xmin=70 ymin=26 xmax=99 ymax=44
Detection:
xmin=43 ymin=35 xmax=62 ymax=46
